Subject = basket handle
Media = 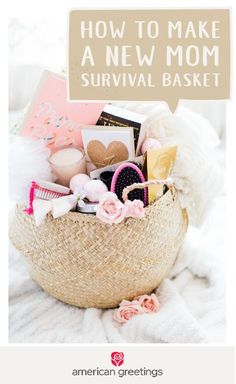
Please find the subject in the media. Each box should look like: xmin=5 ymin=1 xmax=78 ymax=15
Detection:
xmin=122 ymin=177 xmax=174 ymax=202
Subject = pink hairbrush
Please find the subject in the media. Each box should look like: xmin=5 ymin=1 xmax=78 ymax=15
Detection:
xmin=24 ymin=180 xmax=70 ymax=215
xmin=111 ymin=162 xmax=148 ymax=206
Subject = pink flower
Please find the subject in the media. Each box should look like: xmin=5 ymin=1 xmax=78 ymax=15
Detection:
xmin=137 ymin=293 xmax=160 ymax=313
xmin=111 ymin=352 xmax=124 ymax=366
xmin=114 ymin=300 xmax=144 ymax=323
xmin=96 ymin=192 xmax=127 ymax=224
xmin=124 ymin=199 xmax=145 ymax=219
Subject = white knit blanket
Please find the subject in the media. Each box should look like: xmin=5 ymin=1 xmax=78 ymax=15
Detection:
xmin=9 ymin=193 xmax=225 ymax=343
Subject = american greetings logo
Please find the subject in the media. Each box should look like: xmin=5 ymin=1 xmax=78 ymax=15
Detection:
xmin=72 ymin=351 xmax=163 ymax=378
xmin=111 ymin=352 xmax=124 ymax=367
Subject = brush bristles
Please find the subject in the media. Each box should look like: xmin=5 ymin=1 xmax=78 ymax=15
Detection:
xmin=34 ymin=185 xmax=66 ymax=201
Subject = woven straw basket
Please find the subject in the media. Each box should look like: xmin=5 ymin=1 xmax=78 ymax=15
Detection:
xmin=9 ymin=186 xmax=188 ymax=309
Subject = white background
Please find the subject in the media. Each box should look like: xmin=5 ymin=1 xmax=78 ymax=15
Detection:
xmin=1 ymin=0 xmax=235 ymax=349
xmin=0 ymin=346 xmax=234 ymax=383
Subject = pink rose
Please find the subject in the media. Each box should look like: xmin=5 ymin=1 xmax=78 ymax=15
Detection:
xmin=137 ymin=293 xmax=160 ymax=313
xmin=111 ymin=352 xmax=124 ymax=367
xmin=96 ymin=192 xmax=127 ymax=224
xmin=124 ymin=199 xmax=145 ymax=219
xmin=114 ymin=300 xmax=144 ymax=323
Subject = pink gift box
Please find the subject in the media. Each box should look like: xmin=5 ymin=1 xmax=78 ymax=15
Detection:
xmin=20 ymin=70 xmax=104 ymax=151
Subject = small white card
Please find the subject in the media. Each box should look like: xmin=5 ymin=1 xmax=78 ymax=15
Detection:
xmin=81 ymin=125 xmax=135 ymax=169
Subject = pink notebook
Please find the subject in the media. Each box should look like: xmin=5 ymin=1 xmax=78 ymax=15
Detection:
xmin=20 ymin=70 xmax=104 ymax=151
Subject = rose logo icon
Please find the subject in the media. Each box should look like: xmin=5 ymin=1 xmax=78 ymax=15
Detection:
xmin=111 ymin=352 xmax=124 ymax=367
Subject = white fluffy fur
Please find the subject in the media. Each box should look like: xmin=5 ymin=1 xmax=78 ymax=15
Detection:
xmin=9 ymin=135 xmax=55 ymax=203
xmin=115 ymin=102 xmax=223 ymax=225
